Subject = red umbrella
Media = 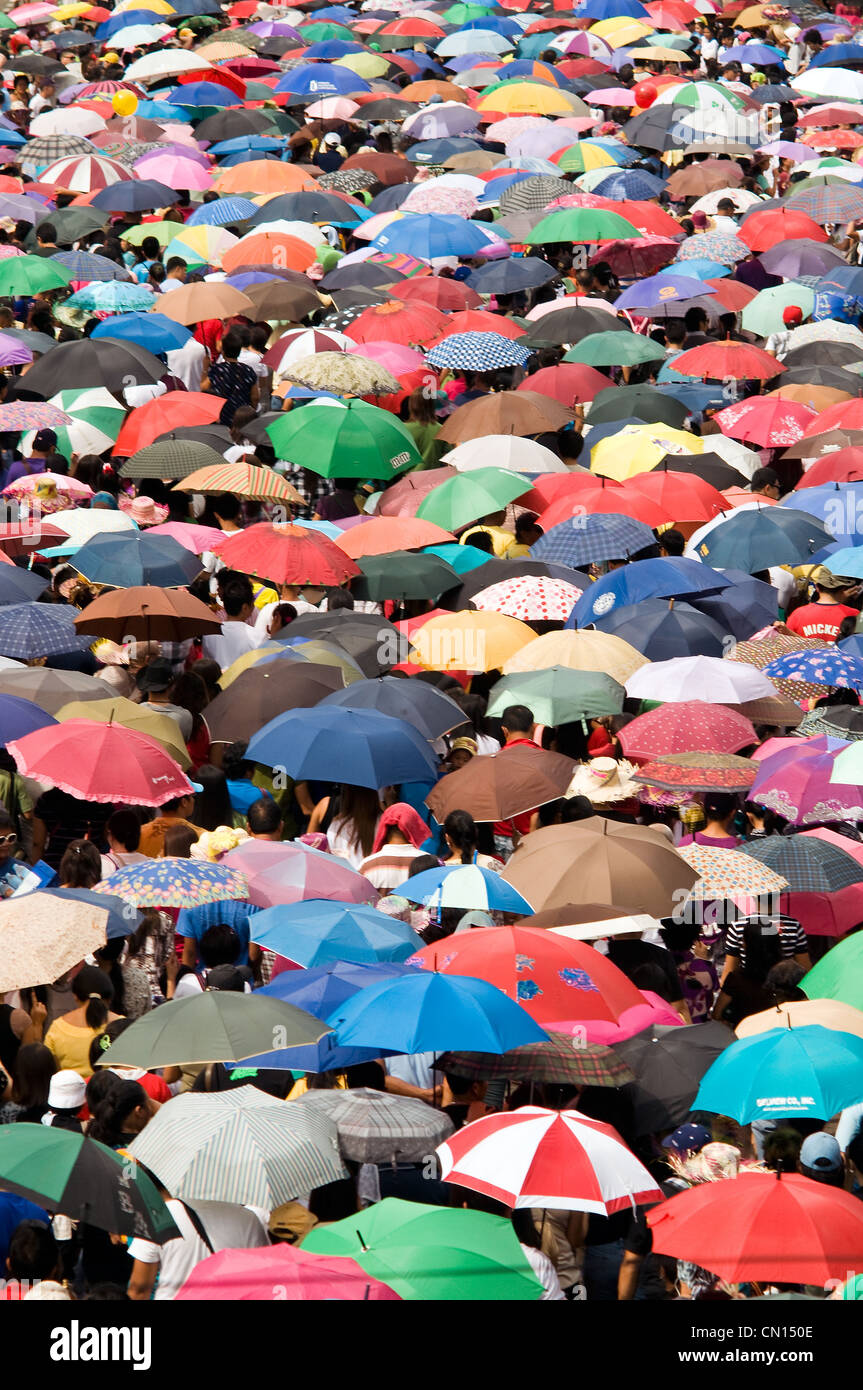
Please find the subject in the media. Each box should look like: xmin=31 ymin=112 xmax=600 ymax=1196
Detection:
xmin=793 ymin=449 xmax=863 ymax=488
xmin=334 ymin=515 xmax=453 ymax=557
xmin=802 ymin=398 xmax=863 ymax=437
xmin=539 ymin=484 xmax=667 ymax=530
xmin=593 ymin=200 xmax=684 ymax=239
xmin=7 ymin=720 xmax=192 ymax=807
xmin=671 ymin=341 xmax=784 ymax=381
xmin=112 ymin=394 xmax=225 ymax=457
xmin=522 ymin=473 xmax=624 ymax=512
xmin=428 ymin=310 xmax=526 ymax=344
xmin=391 ymin=278 xmax=481 ymax=312
xmin=589 ymin=237 xmax=679 ymax=279
xmin=619 ymin=701 xmax=757 ymax=762
xmin=705 ymin=277 xmax=757 ymax=312
xmin=409 ymin=926 xmax=643 ymax=1026
xmin=213 ymin=523 xmax=361 ymax=587
xmin=714 ymin=397 xmax=817 ymax=447
xmin=345 ymin=300 xmax=448 ymax=347
xmin=738 ymin=208 xmax=828 ymax=252
xmin=624 ymin=470 xmax=729 ymax=524
xmin=516 ymin=363 xmax=613 ymax=406
xmin=648 ymin=1171 xmax=863 ymax=1285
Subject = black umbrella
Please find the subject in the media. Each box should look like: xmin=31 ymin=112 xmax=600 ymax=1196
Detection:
xmin=321 ymin=263 xmax=404 ymax=292
xmin=318 ymin=168 xmax=377 ymax=195
xmin=28 ymin=206 xmax=107 ymax=247
xmin=593 ymin=598 xmax=728 ymax=660
xmin=204 ymin=661 xmax=345 ymax=743
xmin=367 ymin=184 xmax=414 ymax=215
xmin=587 ymin=386 xmax=689 ymax=430
xmin=195 ymin=109 xmax=280 ymax=142
xmin=749 ymin=83 xmax=799 ymax=103
xmin=784 ymin=342 xmax=863 ymax=370
xmin=320 ymin=673 xmax=465 ymax=739
xmin=152 ymin=424 xmax=233 ymax=452
xmin=319 ymin=302 xmax=382 ymax=332
xmin=351 ymin=551 xmax=461 ymax=604
xmin=779 ymin=365 xmax=863 ymax=395
xmin=622 ymin=102 xmax=690 ymax=151
xmin=283 ymin=613 xmax=402 ymax=678
xmin=524 ymin=305 xmax=628 ymax=346
xmin=467 ymin=257 xmax=560 ymax=295
xmin=356 ymin=98 xmax=419 ymax=120
xmin=248 ymin=191 xmax=366 ymax=226
xmin=50 ymin=28 xmax=94 ymax=48
xmin=657 ymin=454 xmax=748 ymax=491
xmin=614 ymin=1021 xmax=734 ymax=1136
xmin=22 ymin=338 xmax=165 ymax=397
xmin=9 ymin=53 xmax=62 ymax=74
xmin=120 ymin=440 xmax=229 ymax=482
xmin=243 ymin=280 xmax=321 ymax=320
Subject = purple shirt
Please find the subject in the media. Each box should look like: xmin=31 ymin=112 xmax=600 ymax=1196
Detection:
xmin=5 ymin=456 xmax=46 ymax=487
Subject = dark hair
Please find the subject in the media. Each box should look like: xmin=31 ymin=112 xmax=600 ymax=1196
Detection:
xmin=199 ymin=923 xmax=240 ymax=969
xmin=85 ymin=1064 xmax=122 ymax=1110
xmin=94 ymin=936 xmax=127 ymax=1017
xmin=59 ymin=839 xmax=102 ymax=889
xmin=36 ymin=221 xmax=56 ymax=245
xmin=703 ymin=792 xmax=738 ymax=823
xmin=87 ymin=1017 xmax=132 ymax=1072
xmin=163 ymin=823 xmax=199 ymax=858
xmin=744 ymin=801 xmax=785 ymax=837
xmin=443 ymin=809 xmax=478 ymax=865
xmin=335 ymin=784 xmax=381 ymax=859
xmin=221 ymin=577 xmax=254 ymax=619
xmin=326 ymin=587 xmax=354 ymax=611
xmin=751 ymin=467 xmax=780 ymax=493
xmin=10 ymin=1042 xmax=54 ymax=1109
xmin=165 ymin=256 xmax=186 ymax=275
xmin=247 ymin=796 xmax=281 ymax=836
xmin=193 ymin=764 xmax=233 ymax=832
xmin=500 ymin=704 xmax=533 ymax=735
xmin=7 ymin=1221 xmax=58 ymax=1280
xmin=140 ymin=235 xmax=160 ymax=260
xmin=409 ymin=853 xmax=442 ymax=877
xmin=765 ymin=959 xmax=806 ymax=1004
xmin=221 ymin=740 xmax=252 ymax=781
xmin=561 ymin=795 xmax=596 ymax=823
xmin=105 ymin=809 xmax=141 ymax=854
xmin=169 ymin=670 xmax=209 ymax=722
xmin=87 ymin=1079 xmax=147 ymax=1149
xmin=72 ymin=965 xmax=114 ymax=1031
xmin=763 ymin=1125 xmax=802 ymax=1173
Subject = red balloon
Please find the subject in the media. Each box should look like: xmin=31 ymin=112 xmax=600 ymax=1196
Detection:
xmin=634 ymin=81 xmax=658 ymax=109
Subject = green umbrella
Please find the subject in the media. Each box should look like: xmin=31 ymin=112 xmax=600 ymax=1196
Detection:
xmin=415 ymin=466 xmax=531 ymax=532
xmin=267 ymin=400 xmax=421 ymax=481
xmin=22 ymin=387 xmax=125 ymax=459
xmin=526 ymin=208 xmax=640 ymax=245
xmin=352 ymin=550 xmax=461 ymax=602
xmin=443 ymin=2 xmax=498 ymax=18
xmin=741 ymin=283 xmax=816 ymax=337
xmin=486 ymin=666 xmax=626 ymax=725
xmin=587 ymin=385 xmax=689 ymax=430
xmin=564 ymin=333 xmax=666 ymax=368
xmin=302 ymin=1197 xmax=543 ymax=1301
xmin=0 ymin=1124 xmax=178 ymax=1243
xmin=124 ymin=221 xmax=178 ymax=248
xmin=0 ymin=255 xmax=71 ymax=297
xmin=297 ymin=20 xmax=354 ymax=40
xmin=121 ymin=439 xmax=228 ymax=481
xmin=802 ymin=933 xmax=863 ymax=1009
xmin=95 ymin=992 xmax=332 ymax=1069
xmin=27 ymin=206 xmax=107 ymax=248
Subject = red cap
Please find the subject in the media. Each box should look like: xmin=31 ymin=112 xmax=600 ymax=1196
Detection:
xmin=782 ymin=305 xmax=803 ymax=326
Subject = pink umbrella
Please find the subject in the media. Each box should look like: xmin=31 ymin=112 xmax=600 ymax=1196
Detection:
xmin=221 ymin=839 xmax=378 ymax=908
xmin=306 ymin=97 xmax=360 ymax=119
xmin=8 ymin=720 xmax=192 ymax=807
xmin=350 ymin=340 xmax=427 ymax=375
xmin=148 ymin=521 xmax=226 ymax=554
xmin=157 ymin=125 xmax=202 ymax=149
xmin=591 ymin=89 xmax=639 ymax=106
xmin=551 ymin=991 xmax=683 ymax=1044
xmin=133 ymin=154 xmax=212 ymax=191
xmin=148 ymin=142 xmax=210 ymax=168
xmin=175 ymin=1245 xmax=401 ymax=1301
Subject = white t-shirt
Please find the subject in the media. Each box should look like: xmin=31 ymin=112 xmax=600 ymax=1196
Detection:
xmin=166 ymin=338 xmax=208 ymax=393
xmin=128 ymin=1199 xmax=269 ymax=1301
xmin=201 ymin=621 xmax=261 ymax=671
xmin=160 ymin=278 xmax=184 ymax=293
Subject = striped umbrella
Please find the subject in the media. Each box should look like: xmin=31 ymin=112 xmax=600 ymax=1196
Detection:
xmin=296 ymin=1088 xmax=453 ymax=1164
xmin=37 ymin=154 xmax=132 ymax=191
xmin=173 ymin=462 xmax=302 ymax=504
xmin=97 ymin=858 xmax=248 ymax=909
xmin=21 ymin=387 xmax=124 ymax=460
xmin=426 ymin=332 xmax=533 ymax=370
xmin=678 ymin=844 xmax=789 ymax=899
xmin=20 ymin=133 xmax=96 ymax=164
xmin=128 ymin=1087 xmax=347 ymax=1209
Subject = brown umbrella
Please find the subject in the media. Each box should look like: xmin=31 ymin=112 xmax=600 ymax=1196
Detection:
xmin=766 ymin=384 xmax=855 ymax=411
xmin=500 ymin=817 xmax=699 ymax=917
xmin=158 ymin=282 xmax=255 ymax=326
xmin=783 ymin=428 xmax=863 ymax=457
xmin=666 ymin=162 xmax=744 ymax=198
xmin=243 ymin=279 xmax=321 ymax=321
xmin=438 ymin=391 xmax=575 ymax=445
xmin=425 ymin=745 xmax=575 ymax=824
xmin=204 ymin=662 xmax=345 ymax=744
xmin=729 ymin=696 xmax=803 ymax=727
xmin=74 ymin=587 xmax=223 ymax=644
xmin=377 ymin=466 xmax=458 ymax=518
xmin=437 ymin=1033 xmax=636 ymax=1087
xmin=444 ymin=151 xmax=505 ymax=172
xmin=341 ymin=152 xmax=415 ymax=186
xmin=728 ymin=633 xmax=832 ymax=702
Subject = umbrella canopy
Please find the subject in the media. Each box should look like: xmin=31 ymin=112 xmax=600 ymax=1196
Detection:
xmin=71 ymin=531 xmax=203 ymax=589
xmin=613 ymin=1021 xmax=734 ymax=1136
xmin=694 ymin=1023 xmax=863 ymax=1122
xmin=739 ymin=833 xmax=863 ymax=895
xmin=618 ymin=702 xmax=757 ymax=760
xmin=737 ymin=998 xmax=863 ymax=1042
xmin=410 ymin=611 xmax=536 ymax=673
xmin=397 ymin=864 xmax=532 ymax=915
xmin=8 ymin=719 xmax=192 ymax=807
xmin=248 ymin=707 xmax=437 ymax=790
xmin=213 ymin=524 xmax=360 ymax=588
xmin=0 ymin=892 xmax=108 ymax=992
xmin=437 ymin=1033 xmax=636 ymax=1089
xmin=319 ymin=675 xmax=465 ymax=740
xmin=485 ymin=667 xmax=625 ymax=726
xmin=74 ymin=587 xmax=221 ymax=644
xmin=98 ymin=859 xmax=247 ymax=910
xmin=222 ymin=840 xmax=376 ymax=910
xmin=295 ymin=1088 xmax=453 ymax=1165
xmin=176 ymin=1245 xmax=401 ymax=1301
xmin=249 ymin=900 xmax=421 ymax=968
xmin=203 ymin=663 xmax=344 ymax=744
xmin=425 ymin=745 xmax=575 ymax=824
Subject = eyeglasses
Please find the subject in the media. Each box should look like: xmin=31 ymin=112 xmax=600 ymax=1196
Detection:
xmin=0 ymin=833 xmax=17 ymax=845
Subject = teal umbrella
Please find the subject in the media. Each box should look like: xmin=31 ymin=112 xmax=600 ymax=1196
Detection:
xmin=352 ymin=551 xmax=460 ymax=601
xmin=486 ymin=667 xmax=626 ymax=725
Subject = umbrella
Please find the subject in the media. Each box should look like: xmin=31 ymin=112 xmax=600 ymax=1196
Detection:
xmin=694 ymin=1024 xmax=863 ymax=1122
xmin=625 ymin=654 xmax=776 ymax=705
xmin=259 ymin=960 xmax=416 ymax=1021
xmin=485 ymin=668 xmax=625 ymax=726
xmin=397 ymin=864 xmax=531 ymax=915
xmin=737 ymin=999 xmax=863 ymax=1042
xmin=351 ymin=552 xmax=461 ymax=603
xmin=751 ymin=736 xmax=863 ymax=827
xmin=248 ymin=707 xmax=437 ymax=790
xmin=678 ymin=843 xmax=789 ymax=900
xmin=128 ymin=1086 xmax=347 ymax=1208
xmin=266 ymin=401 xmax=421 ymax=480
xmin=410 ymin=611 xmax=535 ymax=673
xmin=803 ymin=931 xmax=863 ymax=1009
xmin=328 ymin=970 xmax=546 ymax=1054
xmin=0 ymin=693 xmax=55 ymax=742
xmin=21 ymin=337 xmax=165 ymax=397
xmin=221 ymin=839 xmax=375 ymax=911
xmin=0 ymin=605 xmax=92 ymax=661
xmin=281 ymin=353 xmax=400 ymax=398
xmin=437 ymin=1106 xmax=661 ymax=1214
xmin=55 ymin=698 xmax=190 ymax=770
xmin=647 ymin=1171 xmax=863 ymax=1286
xmin=0 ymin=893 xmax=108 ymax=992
xmin=71 ymin=532 xmax=203 ymax=589
xmin=296 ymin=1089 xmax=452 ymax=1165
xmin=98 ymin=992 xmax=331 ymax=1070
xmin=173 ymin=462 xmax=302 ymax=505
xmin=764 ymin=648 xmax=863 ymax=690
xmin=203 ymin=663 xmax=343 ymax=744
xmin=570 ymin=557 xmax=731 ymax=625
xmin=335 ymin=518 xmax=454 ymax=559
xmin=618 ymin=703 xmax=757 ymax=761
xmin=694 ymin=507 xmax=831 ymax=570
xmin=73 ymin=587 xmax=222 ymax=644
xmin=0 ymin=1126 xmax=177 ymax=1244
xmin=613 ymin=1021 xmax=734 ymax=1136
xmin=503 ymin=629 xmax=648 ymax=684
xmin=8 ymin=720 xmax=191 ymax=808
xmin=213 ymin=524 xmax=360 ymax=588
xmin=249 ymin=900 xmax=420 ymax=968
xmin=437 ymin=390 xmax=574 ymax=444
xmin=426 ymin=745 xmax=575 ymax=824
xmin=97 ymin=859 xmax=247 ymax=910
xmin=176 ymin=1245 xmax=401 ymax=1301
xmin=437 ymin=1033 xmax=636 ymax=1088
xmin=471 ymin=575 xmax=583 ymax=623
xmin=500 ymin=819 xmax=699 ymax=917
xmin=532 ymin=514 xmax=657 ymax=568
xmin=426 ymin=333 xmax=533 ymax=372
xmin=302 ymin=1198 xmax=542 ymax=1301
xmin=319 ymin=675 xmax=465 ymax=740
xmin=120 ymin=441 xmax=227 ymax=483
xmin=634 ymin=751 xmax=759 ymax=793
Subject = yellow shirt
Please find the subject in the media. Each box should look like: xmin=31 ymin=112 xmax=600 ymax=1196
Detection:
xmin=460 ymin=525 xmax=516 ymax=559
xmin=44 ymin=1017 xmax=104 ymax=1079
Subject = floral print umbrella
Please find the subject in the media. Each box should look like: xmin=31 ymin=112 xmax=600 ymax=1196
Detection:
xmin=634 ymin=752 xmax=759 ymax=792
xmin=97 ymin=858 xmax=249 ymax=908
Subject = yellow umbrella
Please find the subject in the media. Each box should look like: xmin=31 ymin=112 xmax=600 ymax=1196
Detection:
xmin=502 ymin=630 xmax=648 ymax=684
xmin=169 ymin=224 xmax=239 ymax=266
xmin=194 ymin=41 xmax=254 ymax=60
xmin=737 ymin=4 xmax=774 ymax=27
xmin=220 ymin=642 xmax=364 ymax=689
xmin=736 ymin=998 xmax=863 ymax=1041
xmin=589 ymin=17 xmax=654 ymax=46
xmin=55 ymin=698 xmax=192 ymax=769
xmin=591 ymin=422 xmax=702 ymax=481
xmin=476 ymin=83 xmax=582 ymax=117
xmin=51 ymin=2 xmax=91 ymax=17
xmin=116 ymin=0 xmax=174 ymax=9
xmin=123 ymin=221 xmax=177 ymax=248
xmin=0 ymin=893 xmax=108 ymax=993
xmin=335 ymin=52 xmax=390 ymax=79
xmin=410 ymin=611 xmax=535 ymax=673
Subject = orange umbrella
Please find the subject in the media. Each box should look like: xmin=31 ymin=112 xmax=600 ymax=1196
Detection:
xmin=401 ymin=80 xmax=469 ymax=104
xmin=766 ymin=384 xmax=855 ymax=411
xmin=173 ymin=462 xmax=302 ymax=505
xmin=410 ymin=610 xmax=535 ymax=673
xmin=113 ymin=394 xmax=225 ymax=457
xmin=334 ymin=516 xmax=453 ymax=558
xmin=427 ymin=310 xmax=526 ymax=345
xmin=212 ymin=161 xmax=320 ymax=195
xmin=221 ymin=233 xmax=316 ymax=275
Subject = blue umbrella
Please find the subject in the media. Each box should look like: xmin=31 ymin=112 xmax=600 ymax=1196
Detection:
xmin=499 ymin=59 xmax=561 ymax=84
xmin=615 ymin=274 xmax=716 ymax=311
xmin=258 ymin=959 xmax=418 ymax=1018
xmin=302 ymin=40 xmax=365 ymax=59
xmin=186 ymin=197 xmax=258 ymax=226
xmin=0 ymin=605 xmax=91 ymax=660
xmin=531 ymin=513 xmax=656 ymax=568
xmin=71 ymin=532 xmax=202 ymax=589
xmin=372 ymin=213 xmax=501 ymax=260
xmin=467 ymin=257 xmax=559 ymax=293
xmin=249 ymin=900 xmax=421 ymax=968
xmin=0 ymin=567 xmax=48 ymax=605
xmin=167 ymin=83 xmax=242 ymax=108
xmin=406 ymin=137 xmax=483 ymax=165
xmin=247 ymin=707 xmax=438 ymax=789
xmin=426 ymin=332 xmax=532 ymax=370
xmin=90 ymin=181 xmax=176 ymax=213
xmin=586 ymin=597 xmax=729 ymax=660
xmin=209 ymin=136 xmax=285 ymax=157
xmin=90 ymin=313 xmax=192 ymax=354
xmin=590 ymin=170 xmax=665 ymax=200
xmin=135 ymin=101 xmax=190 ymax=123
xmin=423 ymin=543 xmax=490 ymax=575
xmin=693 ymin=1024 xmax=863 ymax=1122
xmin=781 ymin=484 xmax=863 ymax=547
xmin=568 ymin=556 xmax=731 ymax=626
xmin=665 ymin=258 xmax=731 ymax=280
xmin=696 ymin=508 xmax=832 ymax=571
xmin=763 ymin=648 xmax=863 ymax=690
xmin=577 ymin=0 xmax=648 ymax=16
xmin=653 ymin=382 xmax=727 ymax=413
xmin=275 ymin=64 xmax=371 ymax=97
xmin=808 ymin=42 xmax=863 ymax=66
xmin=0 ymin=693 xmax=56 ymax=740
xmin=50 ymin=251 xmax=133 ymax=283
xmin=319 ymin=675 xmax=465 ymax=740
xmin=722 ymin=42 xmax=785 ymax=64
xmin=232 ymin=1033 xmax=399 ymax=1073
xmin=327 ymin=971 xmax=547 ymax=1055
xmin=810 ymin=545 xmax=863 ymax=579
xmin=95 ymin=9 xmax=163 ymax=37
xmin=690 ymin=569 xmax=778 ymax=641
xmin=394 ymin=863 xmax=533 ymax=914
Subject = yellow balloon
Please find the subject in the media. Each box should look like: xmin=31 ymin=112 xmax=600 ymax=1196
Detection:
xmin=111 ymin=91 xmax=138 ymax=118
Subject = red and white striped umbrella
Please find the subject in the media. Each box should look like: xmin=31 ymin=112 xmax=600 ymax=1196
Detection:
xmin=437 ymin=1106 xmax=661 ymax=1214
xmin=470 ymin=574 xmax=583 ymax=623
xmin=38 ymin=155 xmax=132 ymax=193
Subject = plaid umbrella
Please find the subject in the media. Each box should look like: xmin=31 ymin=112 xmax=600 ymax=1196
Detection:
xmin=532 ymin=513 xmax=657 ymax=568
xmin=739 ymin=833 xmax=863 ymax=894
xmin=438 ymin=1033 xmax=636 ymax=1087
xmin=129 ymin=1087 xmax=347 ymax=1208
xmin=426 ymin=332 xmax=533 ymax=370
xmin=0 ymin=604 xmax=91 ymax=660
xmin=21 ymin=133 xmax=95 ymax=163
xmin=471 ymin=574 xmax=583 ymax=622
xmin=678 ymin=844 xmax=789 ymax=898
xmin=634 ymin=752 xmax=759 ymax=793
xmin=97 ymin=859 xmax=249 ymax=909
xmin=728 ymin=633 xmax=833 ymax=701
xmin=786 ymin=183 xmax=863 ymax=224
xmin=120 ymin=440 xmax=228 ymax=482
xmin=763 ymin=648 xmax=863 ymax=689
xmin=498 ymin=174 xmax=571 ymax=212
xmin=296 ymin=1088 xmax=453 ymax=1164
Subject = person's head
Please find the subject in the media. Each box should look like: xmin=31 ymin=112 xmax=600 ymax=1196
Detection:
xmin=326 ymin=587 xmax=354 ymax=612
xmin=169 ymin=670 xmax=208 ymax=718
xmin=87 ymin=1017 xmax=133 ymax=1074
xmin=165 ymin=256 xmax=187 ymax=281
xmin=267 ymin=602 xmax=297 ymax=637
xmin=702 ymin=792 xmax=737 ymax=829
xmin=407 ymin=385 xmax=438 ymax=425
xmin=35 ymin=222 xmax=57 ymax=247
xmin=31 ymin=428 xmax=57 ymax=458
xmin=500 ymin=704 xmax=534 ymax=742
xmin=162 ymin=822 xmax=199 ymax=858
xmin=763 ymin=1125 xmax=803 ymax=1173
xmin=59 ymin=839 xmax=101 ymax=889
xmin=799 ymin=1131 xmax=844 ymax=1187
xmin=220 ymin=330 xmax=243 ymax=362
xmin=10 ymin=1042 xmax=54 ymax=1109
xmin=443 ymin=808 xmax=478 ymax=865
xmin=514 ymin=512 xmax=542 ymax=549
xmin=193 ymin=763 xmax=233 ymax=832
xmin=105 ymin=809 xmax=141 ymax=855
xmin=665 ymin=318 xmax=687 ymax=349
xmin=247 ymin=796 xmax=282 ymax=839
xmin=205 ymin=963 xmax=246 ymax=992
xmin=765 ymin=958 xmax=806 ymax=1004
xmin=0 ymin=808 xmax=18 ymax=859
xmin=6 ymin=1221 xmax=59 ymax=1282
xmin=684 ymin=305 xmax=708 ymax=334
xmin=741 ymin=917 xmax=784 ymax=983
xmin=221 ymin=577 xmax=254 ymax=621
xmin=87 ymin=1078 xmax=149 ymax=1148
xmin=750 ymin=467 xmax=781 ymax=499
xmin=199 ymin=923 xmax=241 ymax=969
xmin=659 ymin=527 xmax=685 ymax=557
xmin=72 ymin=964 xmax=114 ymax=1030
xmin=448 ymin=736 xmax=477 ymax=772
xmin=815 ymin=570 xmax=859 ymax=603
xmin=716 ymin=198 xmax=736 ymax=217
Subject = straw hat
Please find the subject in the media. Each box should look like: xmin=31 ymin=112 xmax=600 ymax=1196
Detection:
xmin=118 ymin=496 xmax=169 ymax=527
xmin=567 ymin=756 xmax=640 ymax=804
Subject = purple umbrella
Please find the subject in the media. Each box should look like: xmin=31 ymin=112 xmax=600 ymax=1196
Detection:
xmin=0 ymin=193 xmax=50 ymax=224
xmin=246 ymin=21 xmax=302 ymax=39
xmin=758 ymin=141 xmax=814 ymax=160
xmin=760 ymin=239 xmax=845 ymax=278
xmin=750 ymin=735 xmax=863 ymax=827
xmin=0 ymin=333 xmax=33 ymax=368
xmin=221 ymin=839 xmax=378 ymax=909
xmin=505 ymin=126 xmax=569 ymax=159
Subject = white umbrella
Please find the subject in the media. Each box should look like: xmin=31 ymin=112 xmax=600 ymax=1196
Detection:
xmin=550 ymin=913 xmax=662 ymax=942
xmin=625 ymin=655 xmax=777 ymax=704
xmin=124 ymin=49 xmax=213 ymax=83
xmin=442 ymin=435 xmax=568 ymax=473
xmin=689 ymin=188 xmax=764 ymax=214
xmin=242 ymin=219 xmax=325 ymax=248
xmin=48 ymin=510 xmax=137 ymax=546
xmin=30 ymin=108 xmax=106 ymax=137
xmin=704 ymin=433 xmax=760 ymax=479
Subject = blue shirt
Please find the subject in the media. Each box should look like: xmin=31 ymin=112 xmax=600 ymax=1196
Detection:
xmin=176 ymin=898 xmax=261 ymax=967
xmin=226 ymin=780 xmax=273 ymax=817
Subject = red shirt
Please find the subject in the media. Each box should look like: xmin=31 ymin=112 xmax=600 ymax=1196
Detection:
xmin=785 ymin=602 xmax=857 ymax=641
xmin=493 ymin=738 xmax=542 ymax=839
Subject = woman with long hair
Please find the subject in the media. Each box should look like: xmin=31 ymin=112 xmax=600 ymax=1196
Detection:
xmin=59 ymin=839 xmax=102 ymax=889
xmin=0 ymin=1042 xmax=54 ymax=1124
xmin=43 ymin=966 xmax=120 ymax=1078
xmin=193 ymin=763 xmax=236 ymax=832
xmin=309 ymin=784 xmax=382 ymax=869
xmin=87 ymin=1078 xmax=150 ymax=1150
xmin=441 ymin=810 xmax=502 ymax=870
xmin=170 ymin=671 xmax=211 ymax=771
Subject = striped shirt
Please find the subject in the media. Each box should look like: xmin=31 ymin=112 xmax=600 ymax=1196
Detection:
xmin=359 ymin=845 xmax=428 ymax=895
xmin=725 ymin=916 xmax=808 ymax=966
